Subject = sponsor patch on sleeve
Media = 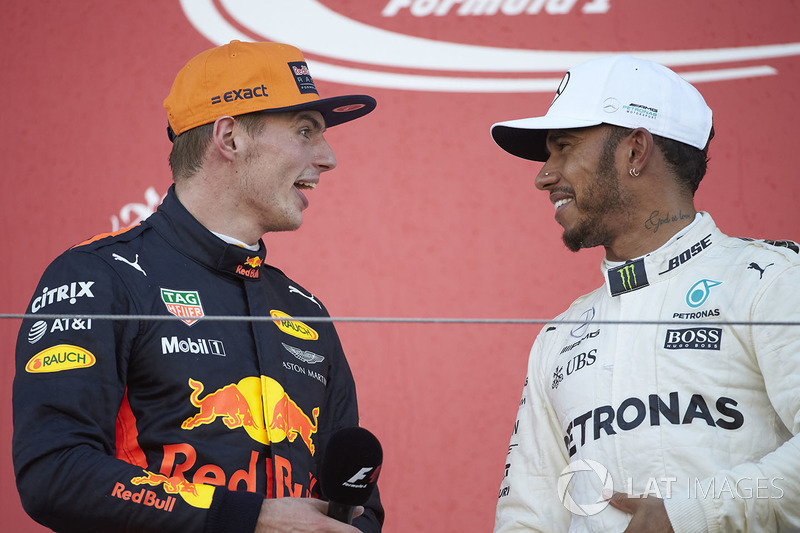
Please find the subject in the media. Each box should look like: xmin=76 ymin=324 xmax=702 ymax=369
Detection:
xmin=25 ymin=344 xmax=96 ymax=373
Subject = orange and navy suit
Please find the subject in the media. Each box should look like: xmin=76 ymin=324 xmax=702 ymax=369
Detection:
xmin=13 ymin=186 xmax=383 ymax=533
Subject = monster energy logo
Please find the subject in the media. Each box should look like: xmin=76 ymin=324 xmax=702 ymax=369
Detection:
xmin=608 ymin=259 xmax=649 ymax=296
xmin=619 ymin=264 xmax=637 ymax=290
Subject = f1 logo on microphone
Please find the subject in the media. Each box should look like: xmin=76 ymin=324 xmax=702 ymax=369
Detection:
xmin=343 ymin=465 xmax=382 ymax=488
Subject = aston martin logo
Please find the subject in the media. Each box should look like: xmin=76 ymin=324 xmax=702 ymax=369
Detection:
xmin=282 ymin=343 xmax=325 ymax=365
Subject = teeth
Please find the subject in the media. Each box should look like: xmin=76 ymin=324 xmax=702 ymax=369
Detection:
xmin=295 ymin=181 xmax=317 ymax=190
xmin=554 ymin=198 xmax=572 ymax=210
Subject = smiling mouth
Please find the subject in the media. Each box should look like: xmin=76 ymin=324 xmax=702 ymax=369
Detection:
xmin=294 ymin=180 xmax=317 ymax=191
xmin=554 ymin=198 xmax=573 ymax=210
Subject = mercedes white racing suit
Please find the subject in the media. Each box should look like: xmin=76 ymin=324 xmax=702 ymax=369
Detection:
xmin=495 ymin=213 xmax=800 ymax=532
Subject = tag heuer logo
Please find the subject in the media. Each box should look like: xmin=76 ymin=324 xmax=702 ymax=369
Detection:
xmin=160 ymin=288 xmax=204 ymax=326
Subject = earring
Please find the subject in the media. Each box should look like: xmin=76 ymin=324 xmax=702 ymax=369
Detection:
xmin=629 ymin=168 xmax=640 ymax=177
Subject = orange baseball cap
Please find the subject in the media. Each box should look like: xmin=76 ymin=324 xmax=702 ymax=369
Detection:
xmin=164 ymin=40 xmax=376 ymax=141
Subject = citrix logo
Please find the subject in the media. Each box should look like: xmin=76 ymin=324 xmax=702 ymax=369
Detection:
xmin=31 ymin=281 xmax=95 ymax=313
xmin=211 ymin=85 xmax=269 ymax=105
xmin=557 ymin=459 xmax=612 ymax=517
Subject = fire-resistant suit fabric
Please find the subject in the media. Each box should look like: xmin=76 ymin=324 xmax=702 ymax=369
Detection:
xmin=494 ymin=213 xmax=800 ymax=532
xmin=13 ymin=186 xmax=383 ymax=533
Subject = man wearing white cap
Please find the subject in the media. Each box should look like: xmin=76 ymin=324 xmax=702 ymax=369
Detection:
xmin=491 ymin=55 xmax=800 ymax=532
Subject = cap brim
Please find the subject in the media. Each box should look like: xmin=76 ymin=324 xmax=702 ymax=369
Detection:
xmin=490 ymin=116 xmax=601 ymax=162
xmin=262 ymin=95 xmax=377 ymax=128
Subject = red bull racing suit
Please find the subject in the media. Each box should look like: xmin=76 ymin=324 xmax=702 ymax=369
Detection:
xmin=495 ymin=213 xmax=800 ymax=532
xmin=13 ymin=186 xmax=383 ymax=533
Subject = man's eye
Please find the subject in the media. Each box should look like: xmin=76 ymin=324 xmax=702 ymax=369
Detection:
xmin=299 ymin=128 xmax=310 ymax=137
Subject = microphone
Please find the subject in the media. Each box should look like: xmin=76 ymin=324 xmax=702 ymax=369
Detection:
xmin=320 ymin=426 xmax=383 ymax=524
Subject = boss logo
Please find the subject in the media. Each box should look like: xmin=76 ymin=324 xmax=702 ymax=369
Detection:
xmin=664 ymin=328 xmax=722 ymax=350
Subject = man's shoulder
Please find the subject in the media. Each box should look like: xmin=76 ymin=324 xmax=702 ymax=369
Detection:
xmin=539 ymin=287 xmax=605 ymax=333
xmin=716 ymin=232 xmax=800 ymax=269
xmin=260 ymin=266 xmax=331 ymax=315
xmin=562 ymin=287 xmax=605 ymax=314
xmin=69 ymin=222 xmax=149 ymax=253
xmin=728 ymin=235 xmax=800 ymax=257
xmin=40 ymin=221 xmax=163 ymax=287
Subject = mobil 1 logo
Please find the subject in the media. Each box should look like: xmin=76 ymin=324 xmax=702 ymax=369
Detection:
xmin=161 ymin=336 xmax=226 ymax=357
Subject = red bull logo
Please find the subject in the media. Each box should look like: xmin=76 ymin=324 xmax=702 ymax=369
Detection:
xmin=182 ymin=377 xmax=320 ymax=456
xmin=269 ymin=394 xmax=320 ymax=456
xmin=111 ymin=470 xmax=204 ymax=513
xmin=111 ymin=469 xmax=215 ymax=510
xmin=131 ymin=470 xmax=199 ymax=497
xmin=182 ymin=378 xmax=262 ymax=432
xmin=111 ymin=481 xmax=178 ymax=513
xmin=152 ymin=443 xmax=319 ymax=501
xmin=236 ymin=256 xmax=262 ymax=278
xmin=244 ymin=256 xmax=262 ymax=268
xmin=291 ymin=64 xmax=311 ymax=76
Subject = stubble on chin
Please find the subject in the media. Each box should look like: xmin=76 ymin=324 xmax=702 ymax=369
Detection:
xmin=560 ymin=131 xmax=630 ymax=253
xmin=562 ymin=227 xmax=585 ymax=252
xmin=561 ymin=217 xmax=608 ymax=252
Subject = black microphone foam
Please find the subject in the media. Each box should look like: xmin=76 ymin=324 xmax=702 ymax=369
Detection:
xmin=320 ymin=426 xmax=382 ymax=522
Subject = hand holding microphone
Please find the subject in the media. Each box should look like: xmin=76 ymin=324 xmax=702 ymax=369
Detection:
xmin=320 ymin=427 xmax=383 ymax=524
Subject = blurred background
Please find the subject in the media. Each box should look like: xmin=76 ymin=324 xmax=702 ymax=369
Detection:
xmin=2 ymin=1 xmax=799 ymax=531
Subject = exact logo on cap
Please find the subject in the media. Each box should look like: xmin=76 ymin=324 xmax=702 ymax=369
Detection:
xmin=211 ymin=85 xmax=269 ymax=105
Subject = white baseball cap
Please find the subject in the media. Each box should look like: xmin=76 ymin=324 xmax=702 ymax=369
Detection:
xmin=490 ymin=55 xmax=713 ymax=162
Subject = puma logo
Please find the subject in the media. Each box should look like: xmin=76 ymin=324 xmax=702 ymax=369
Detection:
xmin=747 ymin=262 xmax=774 ymax=279
xmin=288 ymin=285 xmax=321 ymax=309
xmin=113 ymin=253 xmax=147 ymax=276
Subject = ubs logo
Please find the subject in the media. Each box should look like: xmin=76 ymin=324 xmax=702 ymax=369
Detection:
xmin=552 ymin=349 xmax=598 ymax=389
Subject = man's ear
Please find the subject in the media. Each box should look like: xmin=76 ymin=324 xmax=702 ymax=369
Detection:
xmin=211 ymin=116 xmax=237 ymax=163
xmin=627 ymin=127 xmax=654 ymax=173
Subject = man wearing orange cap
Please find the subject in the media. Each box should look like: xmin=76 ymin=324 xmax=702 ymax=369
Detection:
xmin=13 ymin=41 xmax=382 ymax=533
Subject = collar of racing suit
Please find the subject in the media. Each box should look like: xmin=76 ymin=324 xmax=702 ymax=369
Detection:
xmin=601 ymin=213 xmax=721 ymax=297
xmin=148 ymin=185 xmax=268 ymax=282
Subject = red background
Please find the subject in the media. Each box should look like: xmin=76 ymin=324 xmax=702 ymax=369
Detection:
xmin=2 ymin=1 xmax=799 ymax=531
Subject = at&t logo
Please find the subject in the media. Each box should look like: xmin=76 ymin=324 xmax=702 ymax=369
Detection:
xmin=557 ymin=459 xmax=613 ymax=516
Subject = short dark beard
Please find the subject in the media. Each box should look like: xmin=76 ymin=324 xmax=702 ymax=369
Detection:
xmin=562 ymin=130 xmax=629 ymax=252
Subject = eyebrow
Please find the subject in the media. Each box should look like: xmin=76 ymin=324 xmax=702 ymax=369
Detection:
xmin=294 ymin=111 xmax=325 ymax=132
xmin=546 ymin=130 xmax=580 ymax=143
